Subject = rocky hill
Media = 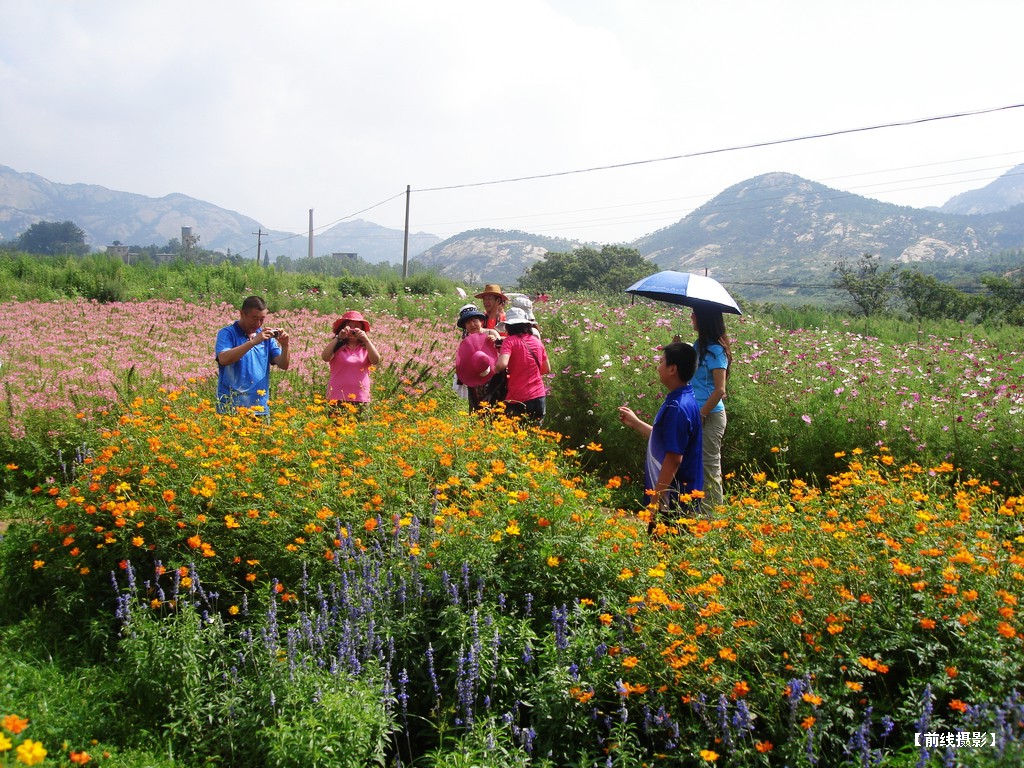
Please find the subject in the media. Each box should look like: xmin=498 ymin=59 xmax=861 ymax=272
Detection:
xmin=635 ymin=172 xmax=1024 ymax=301
xmin=413 ymin=229 xmax=581 ymax=285
xmin=0 ymin=165 xmax=439 ymax=263
xmin=940 ymin=163 xmax=1024 ymax=215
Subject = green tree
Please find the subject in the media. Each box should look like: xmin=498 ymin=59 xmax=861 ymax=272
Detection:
xmin=979 ymin=274 xmax=1024 ymax=325
xmin=897 ymin=268 xmax=976 ymax=322
xmin=17 ymin=220 xmax=89 ymax=256
xmin=832 ymin=253 xmax=897 ymax=317
xmin=517 ymin=245 xmax=652 ymax=295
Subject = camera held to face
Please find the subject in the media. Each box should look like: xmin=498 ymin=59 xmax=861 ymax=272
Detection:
xmin=270 ymin=329 xmax=283 ymax=338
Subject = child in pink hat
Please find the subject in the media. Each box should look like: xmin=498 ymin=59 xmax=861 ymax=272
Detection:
xmin=321 ymin=311 xmax=381 ymax=413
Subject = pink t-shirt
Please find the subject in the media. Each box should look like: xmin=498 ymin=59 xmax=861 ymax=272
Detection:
xmin=328 ymin=344 xmax=372 ymax=403
xmin=503 ymin=334 xmax=548 ymax=403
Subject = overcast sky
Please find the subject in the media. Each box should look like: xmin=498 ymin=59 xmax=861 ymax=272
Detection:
xmin=2 ymin=0 xmax=1023 ymax=245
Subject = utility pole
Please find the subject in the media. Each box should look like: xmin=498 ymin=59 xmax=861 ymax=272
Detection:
xmin=308 ymin=209 xmax=314 ymax=260
xmin=402 ymin=184 xmax=411 ymax=280
xmin=253 ymin=229 xmax=267 ymax=265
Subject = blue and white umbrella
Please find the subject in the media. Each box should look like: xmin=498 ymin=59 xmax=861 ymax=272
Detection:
xmin=626 ymin=270 xmax=742 ymax=315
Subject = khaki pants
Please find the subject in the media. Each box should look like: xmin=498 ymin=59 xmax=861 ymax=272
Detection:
xmin=701 ymin=410 xmax=727 ymax=511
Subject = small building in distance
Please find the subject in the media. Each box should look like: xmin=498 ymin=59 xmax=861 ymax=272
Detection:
xmin=105 ymin=244 xmax=130 ymax=261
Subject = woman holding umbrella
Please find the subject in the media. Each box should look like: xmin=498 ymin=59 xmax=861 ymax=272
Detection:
xmin=626 ymin=270 xmax=740 ymax=512
xmin=690 ymin=307 xmax=732 ymax=511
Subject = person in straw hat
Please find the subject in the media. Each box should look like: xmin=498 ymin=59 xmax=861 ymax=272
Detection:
xmin=321 ymin=310 xmax=381 ymax=414
xmin=474 ymin=284 xmax=508 ymax=332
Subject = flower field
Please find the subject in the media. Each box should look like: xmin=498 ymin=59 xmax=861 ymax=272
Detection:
xmin=0 ymin=294 xmax=1023 ymax=767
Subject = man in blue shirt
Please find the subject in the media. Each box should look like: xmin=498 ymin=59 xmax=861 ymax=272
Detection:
xmin=215 ymin=296 xmax=290 ymax=416
xmin=618 ymin=341 xmax=703 ymax=526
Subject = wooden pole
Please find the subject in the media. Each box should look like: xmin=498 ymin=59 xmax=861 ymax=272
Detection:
xmin=402 ymin=185 xmax=411 ymax=280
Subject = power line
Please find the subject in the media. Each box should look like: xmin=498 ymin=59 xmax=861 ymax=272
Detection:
xmin=238 ymin=102 xmax=1024 ymax=252
xmin=412 ymin=163 xmax=1024 ymax=241
xmin=412 ymin=102 xmax=1024 ymax=194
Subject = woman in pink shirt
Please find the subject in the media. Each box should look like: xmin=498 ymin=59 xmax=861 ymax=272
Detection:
xmin=493 ymin=306 xmax=550 ymax=422
xmin=321 ymin=310 xmax=381 ymax=413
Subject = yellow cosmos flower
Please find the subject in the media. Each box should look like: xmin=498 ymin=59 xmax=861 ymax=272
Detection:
xmin=15 ymin=739 xmax=48 ymax=765
xmin=699 ymin=749 xmax=719 ymax=762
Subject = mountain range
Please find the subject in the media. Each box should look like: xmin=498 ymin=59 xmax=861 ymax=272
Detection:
xmin=0 ymin=164 xmax=440 ymax=263
xmin=2 ymin=162 xmax=1024 ymax=297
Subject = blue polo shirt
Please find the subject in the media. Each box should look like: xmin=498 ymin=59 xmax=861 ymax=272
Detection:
xmin=215 ymin=322 xmax=282 ymax=414
xmin=646 ymin=384 xmax=703 ymax=506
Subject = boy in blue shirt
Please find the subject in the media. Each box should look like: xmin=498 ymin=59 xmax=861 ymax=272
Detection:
xmin=618 ymin=341 xmax=703 ymax=526
xmin=215 ymin=295 xmax=290 ymax=416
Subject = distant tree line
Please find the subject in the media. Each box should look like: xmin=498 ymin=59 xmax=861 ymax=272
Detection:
xmin=1 ymin=219 xmax=378 ymax=270
xmin=4 ymin=220 xmax=90 ymax=256
xmin=833 ymin=252 xmax=1024 ymax=325
xmin=516 ymin=245 xmax=651 ymax=295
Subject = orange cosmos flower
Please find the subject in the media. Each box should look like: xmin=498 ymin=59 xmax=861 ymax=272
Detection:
xmin=699 ymin=749 xmax=719 ymax=762
xmin=949 ymin=699 xmax=968 ymax=713
xmin=2 ymin=714 xmax=29 ymax=734
xmin=801 ymin=716 xmax=816 ymax=730
xmin=162 ymin=490 xmax=176 ymax=503
xmin=858 ymin=657 xmax=889 ymax=674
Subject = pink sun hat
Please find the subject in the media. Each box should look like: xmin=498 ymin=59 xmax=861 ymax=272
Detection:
xmin=455 ymin=332 xmax=498 ymax=387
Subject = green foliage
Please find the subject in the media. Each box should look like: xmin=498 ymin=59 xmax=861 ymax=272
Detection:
xmin=896 ymin=268 xmax=978 ymax=322
xmin=833 ymin=253 xmax=899 ymax=317
xmin=16 ymin=220 xmax=89 ymax=257
xmin=0 ymin=250 xmax=457 ymax=309
xmin=517 ymin=245 xmax=652 ymax=295
xmin=115 ymin=602 xmax=393 ymax=767
xmin=264 ymin=682 xmax=392 ymax=768
xmin=979 ymin=273 xmax=1024 ymax=325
